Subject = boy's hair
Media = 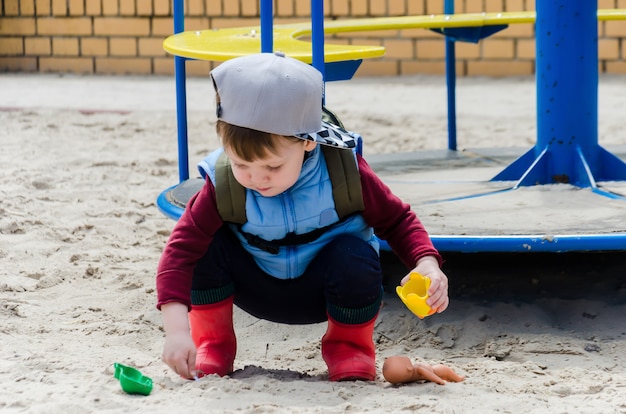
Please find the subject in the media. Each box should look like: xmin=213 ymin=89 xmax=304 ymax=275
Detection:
xmin=217 ymin=120 xmax=302 ymax=162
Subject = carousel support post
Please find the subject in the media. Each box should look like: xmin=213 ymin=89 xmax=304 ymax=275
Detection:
xmin=492 ymin=0 xmax=626 ymax=188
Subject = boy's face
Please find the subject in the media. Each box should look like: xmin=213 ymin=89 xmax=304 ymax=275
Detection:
xmin=226 ymin=136 xmax=317 ymax=197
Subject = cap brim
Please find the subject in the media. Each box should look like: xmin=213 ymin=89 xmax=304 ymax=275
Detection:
xmin=295 ymin=120 xmax=357 ymax=149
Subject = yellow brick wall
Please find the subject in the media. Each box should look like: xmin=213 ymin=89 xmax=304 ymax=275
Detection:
xmin=0 ymin=0 xmax=625 ymax=77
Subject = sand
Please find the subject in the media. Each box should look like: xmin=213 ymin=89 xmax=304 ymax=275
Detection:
xmin=1 ymin=72 xmax=625 ymax=413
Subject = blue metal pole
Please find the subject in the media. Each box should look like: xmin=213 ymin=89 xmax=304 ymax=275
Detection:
xmin=491 ymin=0 xmax=625 ymax=187
xmin=444 ymin=0 xmax=457 ymax=151
xmin=536 ymin=0 xmax=598 ymax=178
xmin=311 ymin=0 xmax=325 ymax=81
xmin=260 ymin=0 xmax=273 ymax=52
xmin=173 ymin=0 xmax=189 ymax=182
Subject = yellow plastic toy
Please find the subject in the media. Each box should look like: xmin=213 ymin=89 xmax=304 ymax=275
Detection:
xmin=396 ymin=272 xmax=434 ymax=319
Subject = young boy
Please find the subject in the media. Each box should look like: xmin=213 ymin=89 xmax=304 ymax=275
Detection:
xmin=157 ymin=52 xmax=449 ymax=382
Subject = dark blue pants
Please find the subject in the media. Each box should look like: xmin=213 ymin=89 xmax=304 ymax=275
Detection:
xmin=192 ymin=226 xmax=383 ymax=324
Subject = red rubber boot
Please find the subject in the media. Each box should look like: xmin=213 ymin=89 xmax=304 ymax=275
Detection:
xmin=188 ymin=296 xmax=236 ymax=377
xmin=321 ymin=314 xmax=377 ymax=381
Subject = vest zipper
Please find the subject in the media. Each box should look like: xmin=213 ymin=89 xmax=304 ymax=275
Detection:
xmin=282 ymin=192 xmax=297 ymax=278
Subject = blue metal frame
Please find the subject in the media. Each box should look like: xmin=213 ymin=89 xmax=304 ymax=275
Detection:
xmin=172 ymin=0 xmax=189 ymax=183
xmin=424 ymin=0 xmax=626 ymax=252
xmin=378 ymin=233 xmax=626 ymax=253
xmin=438 ymin=0 xmax=507 ymax=151
xmin=157 ymin=184 xmax=185 ymax=220
xmin=444 ymin=0 xmax=457 ymax=151
xmin=492 ymin=0 xmax=626 ymax=189
xmin=158 ymin=0 xmax=626 ymax=253
xmin=260 ymin=0 xmax=273 ymax=52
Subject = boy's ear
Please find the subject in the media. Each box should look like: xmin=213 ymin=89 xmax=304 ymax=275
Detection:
xmin=304 ymin=140 xmax=318 ymax=152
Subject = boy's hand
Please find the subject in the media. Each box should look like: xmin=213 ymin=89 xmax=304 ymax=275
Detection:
xmin=162 ymin=331 xmax=197 ymax=380
xmin=401 ymin=256 xmax=449 ymax=314
xmin=161 ymin=302 xmax=197 ymax=379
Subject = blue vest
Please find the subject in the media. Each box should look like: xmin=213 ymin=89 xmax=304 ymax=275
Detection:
xmin=198 ymin=145 xmax=378 ymax=279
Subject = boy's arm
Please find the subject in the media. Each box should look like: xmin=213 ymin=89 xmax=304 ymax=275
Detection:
xmin=357 ymin=154 xmax=442 ymax=269
xmin=358 ymin=155 xmax=449 ymax=313
xmin=156 ymin=178 xmax=224 ymax=310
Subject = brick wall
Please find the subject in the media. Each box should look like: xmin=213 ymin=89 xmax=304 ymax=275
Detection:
xmin=1 ymin=0 xmax=625 ymax=77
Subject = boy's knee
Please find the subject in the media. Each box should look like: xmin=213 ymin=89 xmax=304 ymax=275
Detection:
xmin=323 ymin=236 xmax=382 ymax=285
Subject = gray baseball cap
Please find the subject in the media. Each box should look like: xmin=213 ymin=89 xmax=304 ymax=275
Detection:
xmin=210 ymin=52 xmax=357 ymax=148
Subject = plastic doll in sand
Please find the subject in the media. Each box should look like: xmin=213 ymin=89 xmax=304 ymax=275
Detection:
xmin=156 ymin=52 xmax=450 ymax=381
xmin=383 ymin=356 xmax=465 ymax=385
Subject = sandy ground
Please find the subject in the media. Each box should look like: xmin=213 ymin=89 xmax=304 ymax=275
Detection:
xmin=1 ymin=72 xmax=626 ymax=413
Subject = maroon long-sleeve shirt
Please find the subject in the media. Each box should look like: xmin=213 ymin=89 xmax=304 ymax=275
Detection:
xmin=156 ymin=154 xmax=441 ymax=310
